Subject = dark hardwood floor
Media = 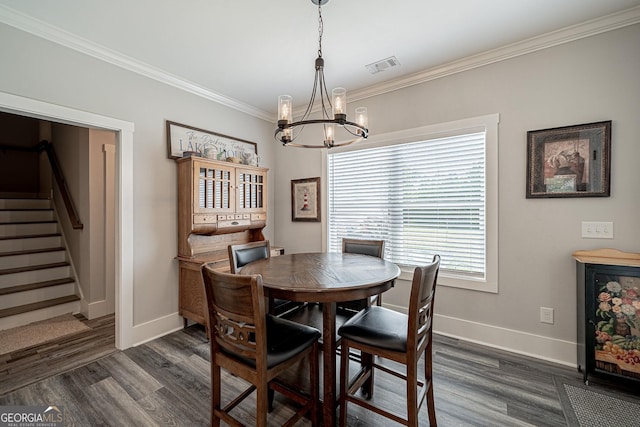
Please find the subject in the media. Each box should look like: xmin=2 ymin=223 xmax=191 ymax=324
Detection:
xmin=0 ymin=313 xmax=116 ymax=396
xmin=0 ymin=319 xmax=636 ymax=426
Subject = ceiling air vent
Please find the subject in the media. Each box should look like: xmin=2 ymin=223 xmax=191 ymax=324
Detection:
xmin=365 ymin=56 xmax=400 ymax=74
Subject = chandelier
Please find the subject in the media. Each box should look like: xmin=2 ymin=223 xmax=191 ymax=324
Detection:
xmin=275 ymin=0 xmax=369 ymax=149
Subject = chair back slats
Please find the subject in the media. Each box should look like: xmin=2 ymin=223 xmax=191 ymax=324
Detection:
xmin=408 ymin=255 xmax=440 ymax=351
xmin=228 ymin=240 xmax=271 ymax=273
xmin=201 ymin=266 xmax=267 ymax=363
xmin=213 ymin=312 xmax=258 ymax=360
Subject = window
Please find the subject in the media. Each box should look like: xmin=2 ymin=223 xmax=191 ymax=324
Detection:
xmin=326 ymin=114 xmax=498 ymax=292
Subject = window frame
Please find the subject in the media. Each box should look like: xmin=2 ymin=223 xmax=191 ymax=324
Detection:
xmin=322 ymin=113 xmax=499 ymax=293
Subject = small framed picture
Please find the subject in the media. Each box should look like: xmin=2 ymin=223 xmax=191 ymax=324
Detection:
xmin=291 ymin=177 xmax=321 ymax=222
xmin=526 ymin=121 xmax=611 ymax=198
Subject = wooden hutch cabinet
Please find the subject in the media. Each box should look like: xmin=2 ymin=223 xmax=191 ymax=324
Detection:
xmin=574 ymin=248 xmax=640 ymax=385
xmin=176 ymin=156 xmax=268 ymax=330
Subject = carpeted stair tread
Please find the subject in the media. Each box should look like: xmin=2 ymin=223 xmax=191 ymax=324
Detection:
xmin=0 ymin=313 xmax=90 ymax=355
xmin=0 ymin=261 xmax=70 ymax=276
xmin=0 ymin=294 xmax=80 ymax=319
xmin=0 ymin=277 xmax=75 ymax=296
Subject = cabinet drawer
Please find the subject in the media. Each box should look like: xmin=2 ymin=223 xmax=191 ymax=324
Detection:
xmin=194 ymin=214 xmax=217 ymax=224
xmin=217 ymin=214 xmax=235 ymax=221
xmin=218 ymin=219 xmax=251 ymax=228
xmin=251 ymin=213 xmax=266 ymax=221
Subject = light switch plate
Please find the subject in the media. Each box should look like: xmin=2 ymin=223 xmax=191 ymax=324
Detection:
xmin=581 ymin=221 xmax=614 ymax=239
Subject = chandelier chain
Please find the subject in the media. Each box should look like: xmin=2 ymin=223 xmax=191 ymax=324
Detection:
xmin=317 ymin=4 xmax=323 ymax=57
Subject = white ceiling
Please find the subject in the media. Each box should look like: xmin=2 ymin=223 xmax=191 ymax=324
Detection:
xmin=1 ymin=0 xmax=639 ymax=120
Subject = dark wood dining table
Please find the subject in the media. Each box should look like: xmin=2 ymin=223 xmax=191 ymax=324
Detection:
xmin=240 ymin=252 xmax=401 ymax=426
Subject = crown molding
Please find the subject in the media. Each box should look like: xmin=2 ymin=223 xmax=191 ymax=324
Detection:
xmin=1 ymin=5 xmax=639 ymax=123
xmin=0 ymin=4 xmax=273 ymax=122
xmin=348 ymin=6 xmax=640 ymax=104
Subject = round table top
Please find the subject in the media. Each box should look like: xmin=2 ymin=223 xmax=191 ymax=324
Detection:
xmin=239 ymin=252 xmax=401 ymax=303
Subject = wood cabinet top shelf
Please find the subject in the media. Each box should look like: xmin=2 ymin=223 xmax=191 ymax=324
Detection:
xmin=573 ymin=248 xmax=640 ymax=267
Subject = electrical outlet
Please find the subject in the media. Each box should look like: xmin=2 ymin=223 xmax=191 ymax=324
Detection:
xmin=540 ymin=307 xmax=554 ymax=324
xmin=581 ymin=221 xmax=614 ymax=239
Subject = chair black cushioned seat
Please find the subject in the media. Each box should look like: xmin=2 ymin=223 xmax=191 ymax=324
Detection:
xmin=226 ymin=314 xmax=321 ymax=368
xmin=338 ymin=306 xmax=407 ymax=352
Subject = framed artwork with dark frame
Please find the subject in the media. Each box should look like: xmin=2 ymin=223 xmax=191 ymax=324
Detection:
xmin=526 ymin=121 xmax=611 ymax=198
xmin=291 ymin=177 xmax=321 ymax=222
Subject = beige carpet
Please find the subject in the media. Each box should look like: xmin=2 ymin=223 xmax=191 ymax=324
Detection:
xmin=0 ymin=314 xmax=90 ymax=354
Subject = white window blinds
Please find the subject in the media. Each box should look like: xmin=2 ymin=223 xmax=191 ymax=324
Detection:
xmin=327 ymin=132 xmax=486 ymax=278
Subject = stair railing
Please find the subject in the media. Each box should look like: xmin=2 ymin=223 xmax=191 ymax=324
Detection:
xmin=37 ymin=140 xmax=84 ymax=230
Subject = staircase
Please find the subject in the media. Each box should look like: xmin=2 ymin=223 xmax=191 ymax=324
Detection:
xmin=0 ymin=198 xmax=80 ymax=331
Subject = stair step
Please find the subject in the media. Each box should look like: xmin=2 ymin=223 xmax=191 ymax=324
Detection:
xmin=0 ymin=248 xmax=67 ymax=270
xmin=0 ymin=247 xmax=66 ymax=258
xmin=0 ymin=280 xmax=76 ymax=310
xmin=0 ymin=295 xmax=80 ymax=319
xmin=0 ymin=220 xmax=56 ymax=225
xmin=0 ymin=210 xmax=55 ymax=223
xmin=0 ymin=233 xmax=61 ymax=241
xmin=0 ymin=199 xmax=51 ymax=210
xmin=0 ymin=264 xmax=71 ymax=288
xmin=0 ymin=261 xmax=70 ymax=276
xmin=0 ymin=234 xmax=62 ymax=253
xmin=0 ymin=277 xmax=75 ymax=296
xmin=0 ymin=222 xmax=58 ymax=238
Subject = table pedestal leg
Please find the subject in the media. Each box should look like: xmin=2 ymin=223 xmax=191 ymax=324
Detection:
xmin=322 ymin=302 xmax=337 ymax=427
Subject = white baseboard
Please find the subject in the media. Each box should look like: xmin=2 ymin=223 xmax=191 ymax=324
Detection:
xmin=131 ymin=312 xmax=185 ymax=347
xmin=83 ymin=299 xmax=111 ymax=319
xmin=129 ymin=306 xmax=578 ymax=367
xmin=383 ymin=302 xmax=577 ymax=367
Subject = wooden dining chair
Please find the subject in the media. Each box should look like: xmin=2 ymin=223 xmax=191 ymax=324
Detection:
xmin=201 ymin=266 xmax=321 ymax=427
xmin=228 ymin=240 xmax=302 ymax=316
xmin=338 ymin=238 xmax=386 ymax=313
xmin=338 ymin=254 xmax=441 ymax=427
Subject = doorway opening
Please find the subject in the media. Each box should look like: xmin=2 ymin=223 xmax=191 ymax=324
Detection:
xmin=0 ymin=90 xmax=134 ymax=350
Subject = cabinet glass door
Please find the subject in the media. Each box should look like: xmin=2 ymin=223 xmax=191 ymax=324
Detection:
xmin=195 ymin=163 xmax=234 ymax=213
xmin=237 ymin=170 xmax=265 ymax=212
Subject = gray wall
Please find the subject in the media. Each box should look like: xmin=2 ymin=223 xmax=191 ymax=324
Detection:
xmin=50 ymin=123 xmax=117 ymax=318
xmin=0 ymin=22 xmax=276 ymax=335
xmin=273 ymin=24 xmax=640 ymax=364
xmin=1 ymin=17 xmax=638 ymax=364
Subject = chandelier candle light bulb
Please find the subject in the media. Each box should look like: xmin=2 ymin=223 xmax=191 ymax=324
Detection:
xmin=325 ymin=124 xmax=334 ymax=145
xmin=355 ymin=107 xmax=368 ymax=135
xmin=278 ymin=95 xmax=292 ymax=122
xmin=332 ymin=87 xmax=346 ymax=118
